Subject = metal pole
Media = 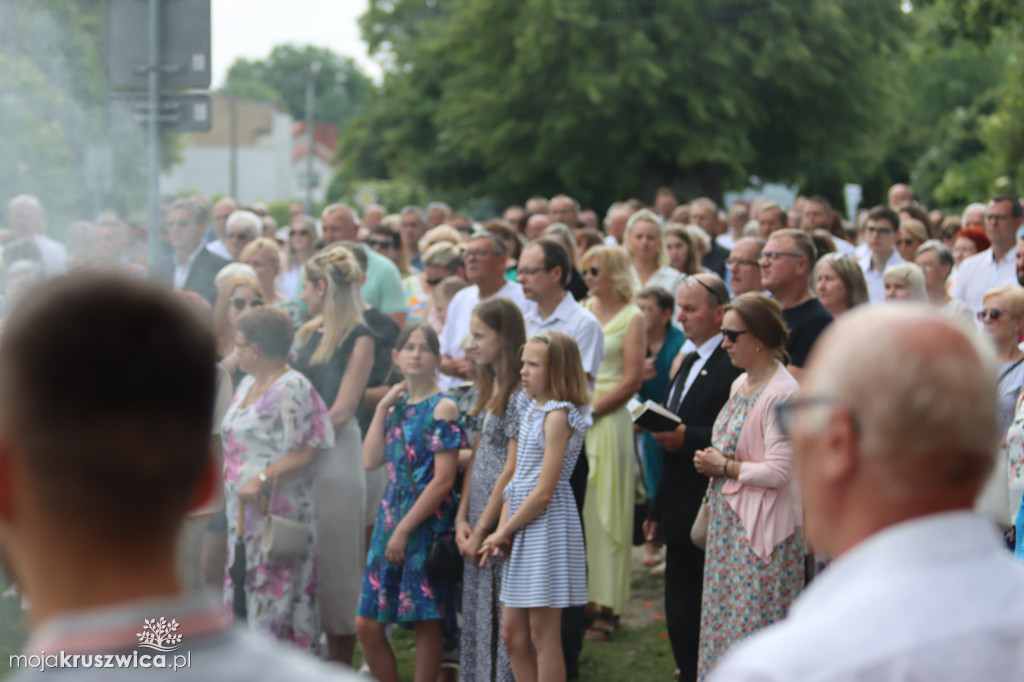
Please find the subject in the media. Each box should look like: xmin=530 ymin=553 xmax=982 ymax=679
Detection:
xmin=305 ymin=61 xmax=319 ymax=215
xmin=147 ymin=0 xmax=162 ymax=270
xmin=229 ymin=94 xmax=238 ymax=199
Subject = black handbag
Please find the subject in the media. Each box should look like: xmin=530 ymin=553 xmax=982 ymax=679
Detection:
xmin=425 ymin=530 xmax=463 ymax=584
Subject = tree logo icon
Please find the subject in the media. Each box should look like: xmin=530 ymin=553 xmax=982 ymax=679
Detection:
xmin=136 ymin=617 xmax=184 ymax=652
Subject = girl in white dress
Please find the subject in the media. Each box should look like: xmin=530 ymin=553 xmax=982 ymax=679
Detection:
xmin=479 ymin=331 xmax=591 ymax=682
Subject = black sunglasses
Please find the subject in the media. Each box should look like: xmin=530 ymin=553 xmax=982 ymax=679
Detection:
xmin=367 ymin=239 xmax=394 ymax=249
xmin=232 ymin=298 xmax=263 ymax=311
xmin=720 ymin=327 xmax=749 ymax=343
xmin=426 ymin=277 xmax=444 ymax=287
xmin=586 ymin=267 xmax=600 ymax=277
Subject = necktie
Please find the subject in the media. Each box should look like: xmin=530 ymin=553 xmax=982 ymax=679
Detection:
xmin=666 ymin=351 xmax=699 ymax=414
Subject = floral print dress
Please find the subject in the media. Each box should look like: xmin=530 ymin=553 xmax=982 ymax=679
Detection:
xmin=358 ymin=392 xmax=465 ymax=632
xmin=220 ymin=370 xmax=334 ymax=651
xmin=697 ymin=385 xmax=804 ymax=680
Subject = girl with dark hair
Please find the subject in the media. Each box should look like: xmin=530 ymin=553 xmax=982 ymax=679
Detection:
xmin=357 ymin=323 xmax=465 ymax=682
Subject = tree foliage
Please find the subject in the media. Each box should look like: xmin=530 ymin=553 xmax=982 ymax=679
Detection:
xmin=223 ymin=45 xmax=374 ymax=126
xmin=340 ymin=0 xmax=909 ymax=209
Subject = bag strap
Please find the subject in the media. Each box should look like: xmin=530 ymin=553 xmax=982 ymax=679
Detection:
xmin=1000 ymin=357 xmax=1024 ymax=384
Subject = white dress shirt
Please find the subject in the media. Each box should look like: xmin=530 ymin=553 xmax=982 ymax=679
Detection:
xmin=205 ymin=239 xmax=231 ymax=260
xmin=952 ymin=247 xmax=1018 ymax=319
xmin=524 ymin=292 xmax=606 ymax=385
xmin=859 ymin=250 xmax=905 ymax=304
xmin=440 ymin=280 xmax=533 ymax=362
xmin=670 ymin=332 xmax=724 ymax=403
xmin=172 ymin=244 xmax=204 ymax=291
xmin=710 ymin=511 xmax=1024 ymax=682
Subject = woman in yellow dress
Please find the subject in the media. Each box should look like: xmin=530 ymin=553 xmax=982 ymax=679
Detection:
xmin=579 ymin=245 xmax=647 ymax=639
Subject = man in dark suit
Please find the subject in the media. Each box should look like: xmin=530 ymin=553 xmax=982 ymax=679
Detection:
xmin=150 ymin=198 xmax=231 ymax=306
xmin=644 ymin=273 xmax=741 ymax=681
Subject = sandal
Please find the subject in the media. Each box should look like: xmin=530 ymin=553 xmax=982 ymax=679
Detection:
xmin=584 ymin=617 xmax=615 ymax=641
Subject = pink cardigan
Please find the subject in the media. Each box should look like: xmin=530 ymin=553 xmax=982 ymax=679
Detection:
xmin=720 ymin=364 xmax=801 ymax=562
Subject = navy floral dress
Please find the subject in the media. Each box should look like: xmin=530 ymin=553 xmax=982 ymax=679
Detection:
xmin=358 ymin=392 xmax=465 ymax=630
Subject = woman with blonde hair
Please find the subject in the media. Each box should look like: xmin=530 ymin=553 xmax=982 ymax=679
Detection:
xmin=896 ymin=218 xmax=929 ymax=263
xmin=282 ymin=214 xmax=320 ymax=300
xmin=813 ymin=253 xmax=869 ymax=317
xmin=240 ymin=237 xmax=305 ymax=329
xmin=292 ymin=245 xmax=375 ymax=665
xmin=404 ymin=241 xmax=465 ymax=328
xmin=578 ymin=244 xmax=646 ymax=639
xmin=883 ymin=263 xmax=928 ymax=303
xmin=693 ymin=293 xmax=802 ymax=679
xmin=664 ymin=223 xmax=703 ymax=276
xmin=624 ymin=209 xmax=683 ymax=294
xmin=214 ymin=271 xmax=263 ymax=385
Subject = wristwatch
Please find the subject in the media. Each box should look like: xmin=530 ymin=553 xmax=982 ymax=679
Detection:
xmin=257 ymin=471 xmax=268 ymax=485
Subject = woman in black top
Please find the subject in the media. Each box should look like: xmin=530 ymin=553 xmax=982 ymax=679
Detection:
xmin=293 ymin=245 xmax=373 ymax=665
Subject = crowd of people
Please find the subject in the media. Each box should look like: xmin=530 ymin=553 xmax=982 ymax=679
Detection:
xmin=5 ymin=184 xmax=1024 ymax=682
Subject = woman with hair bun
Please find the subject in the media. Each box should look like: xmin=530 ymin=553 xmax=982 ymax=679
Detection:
xmin=292 ymin=245 xmax=374 ymax=665
xmin=692 ymin=293 xmax=803 ymax=679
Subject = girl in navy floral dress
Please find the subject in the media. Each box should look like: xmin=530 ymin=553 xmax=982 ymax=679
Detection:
xmin=356 ymin=323 xmax=465 ymax=682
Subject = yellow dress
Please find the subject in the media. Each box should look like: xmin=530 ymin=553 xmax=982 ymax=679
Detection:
xmin=583 ymin=301 xmax=640 ymax=613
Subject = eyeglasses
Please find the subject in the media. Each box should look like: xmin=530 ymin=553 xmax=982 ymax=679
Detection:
xmin=865 ymin=227 xmax=892 ymax=236
xmin=720 ymin=327 xmax=749 ymax=343
xmin=760 ymin=251 xmax=805 ymax=262
xmin=466 ymin=249 xmax=498 ymax=259
xmin=518 ymin=266 xmax=552 ymax=276
xmin=366 ymin=239 xmax=393 ymax=250
xmin=684 ymin=275 xmax=723 ymax=304
xmin=726 ymin=258 xmax=759 ymax=268
xmin=586 ymin=267 xmax=600 ymax=277
xmin=775 ymin=396 xmax=851 ymax=437
xmin=232 ymin=298 xmax=264 ymax=311
xmin=978 ymin=308 xmax=1004 ymax=322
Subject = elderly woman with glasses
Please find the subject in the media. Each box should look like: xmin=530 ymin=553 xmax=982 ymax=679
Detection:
xmin=692 ymin=293 xmax=802 ymax=680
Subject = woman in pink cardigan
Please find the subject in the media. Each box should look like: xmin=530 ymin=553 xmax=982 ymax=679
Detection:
xmin=692 ymin=293 xmax=804 ymax=680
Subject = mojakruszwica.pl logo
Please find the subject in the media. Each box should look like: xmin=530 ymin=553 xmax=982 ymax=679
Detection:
xmin=9 ymin=617 xmax=191 ymax=672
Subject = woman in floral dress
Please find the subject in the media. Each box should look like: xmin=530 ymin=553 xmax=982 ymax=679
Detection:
xmin=692 ymin=294 xmax=803 ymax=680
xmin=221 ymin=307 xmax=334 ymax=651
xmin=357 ymin=323 xmax=465 ymax=682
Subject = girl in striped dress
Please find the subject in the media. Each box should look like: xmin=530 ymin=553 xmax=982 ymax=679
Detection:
xmin=479 ymin=331 xmax=591 ymax=682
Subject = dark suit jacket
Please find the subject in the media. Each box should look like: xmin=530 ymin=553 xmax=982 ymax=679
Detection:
xmin=702 ymin=240 xmax=730 ymax=279
xmin=649 ymin=345 xmax=742 ymax=548
xmin=151 ymin=248 xmax=232 ymax=307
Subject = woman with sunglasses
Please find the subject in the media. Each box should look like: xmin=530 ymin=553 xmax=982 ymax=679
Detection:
xmin=368 ymin=224 xmax=411 ymax=276
xmin=293 ymin=245 xmax=375 ymax=665
xmin=578 ymin=244 xmax=646 ymax=641
xmin=282 ymin=215 xmax=320 ymax=301
xmin=403 ymin=241 xmax=465 ymax=328
xmin=214 ymin=271 xmax=264 ymax=387
xmin=240 ymin=238 xmax=305 ymax=330
xmin=692 ymin=293 xmax=802 ymax=680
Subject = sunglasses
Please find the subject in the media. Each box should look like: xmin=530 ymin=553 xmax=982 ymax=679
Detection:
xmin=367 ymin=239 xmax=393 ymax=249
xmin=978 ymin=308 xmax=1004 ymax=322
xmin=232 ymin=298 xmax=264 ymax=311
xmin=720 ymin=327 xmax=749 ymax=343
xmin=586 ymin=267 xmax=600 ymax=277
xmin=426 ymin=277 xmax=444 ymax=287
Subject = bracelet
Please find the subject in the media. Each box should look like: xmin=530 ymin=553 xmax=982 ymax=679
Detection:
xmin=455 ymin=519 xmax=470 ymax=526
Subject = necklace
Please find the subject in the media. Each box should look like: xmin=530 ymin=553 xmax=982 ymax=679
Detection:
xmin=744 ymin=359 xmax=777 ymax=392
xmin=246 ymin=366 xmax=289 ymax=406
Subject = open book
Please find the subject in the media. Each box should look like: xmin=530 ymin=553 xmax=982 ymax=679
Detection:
xmin=628 ymin=398 xmax=682 ymax=432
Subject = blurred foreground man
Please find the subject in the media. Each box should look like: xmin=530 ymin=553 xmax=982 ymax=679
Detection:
xmin=0 ymin=275 xmax=357 ymax=680
xmin=711 ymin=306 xmax=1024 ymax=681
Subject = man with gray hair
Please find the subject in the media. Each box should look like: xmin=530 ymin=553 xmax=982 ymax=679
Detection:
xmin=6 ymin=194 xmax=68 ymax=276
xmin=223 ymin=210 xmax=261 ymax=261
xmin=426 ymin=201 xmax=452 ymax=229
xmin=914 ymin=240 xmax=974 ymax=324
xmin=400 ymin=206 xmax=428 ymax=270
xmin=439 ymin=231 xmax=532 ymax=382
xmin=710 ymin=306 xmax=1024 ymax=682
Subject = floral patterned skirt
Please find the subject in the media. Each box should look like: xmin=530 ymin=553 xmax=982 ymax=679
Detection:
xmin=696 ymin=478 xmax=804 ymax=681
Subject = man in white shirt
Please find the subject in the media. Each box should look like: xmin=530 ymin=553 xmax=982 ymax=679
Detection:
xmin=6 ymin=194 xmax=68 ymax=276
xmin=857 ymin=205 xmax=904 ymax=303
xmin=802 ymin=195 xmax=857 ymax=256
xmin=205 ymin=196 xmax=237 ymax=259
xmin=439 ymin=232 xmax=532 ymax=382
xmin=711 ymin=305 xmax=1024 ymax=682
xmin=518 ymin=238 xmax=604 ymax=680
xmin=151 ymin=198 xmax=231 ymax=306
xmin=952 ymin=195 xmax=1022 ymax=318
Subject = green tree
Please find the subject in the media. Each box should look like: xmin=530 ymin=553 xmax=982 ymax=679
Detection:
xmin=342 ymin=0 xmax=908 ymax=209
xmin=223 ymin=45 xmax=374 ymax=126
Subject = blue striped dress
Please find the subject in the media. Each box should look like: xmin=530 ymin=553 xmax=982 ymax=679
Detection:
xmin=499 ymin=394 xmax=589 ymax=608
